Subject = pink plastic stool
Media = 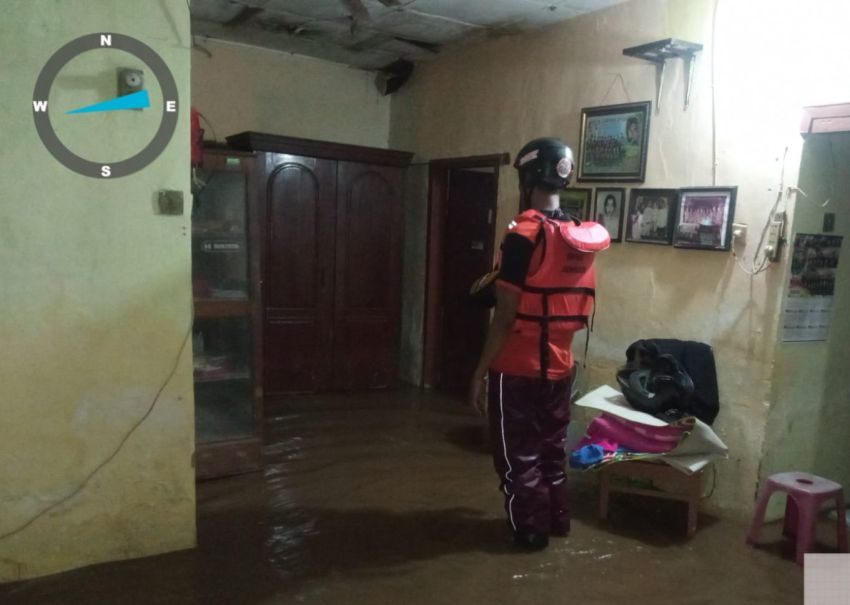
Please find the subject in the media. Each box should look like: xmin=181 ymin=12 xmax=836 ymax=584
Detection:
xmin=746 ymin=472 xmax=848 ymax=564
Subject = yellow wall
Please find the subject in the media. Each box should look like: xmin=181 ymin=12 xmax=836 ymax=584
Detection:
xmin=391 ymin=0 xmax=850 ymax=513
xmin=192 ymin=39 xmax=392 ymax=148
xmin=0 ymin=0 xmax=195 ymax=581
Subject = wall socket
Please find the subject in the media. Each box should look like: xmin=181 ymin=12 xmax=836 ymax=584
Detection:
xmin=765 ymin=211 xmax=786 ymax=261
xmin=732 ymin=223 xmax=747 ymax=243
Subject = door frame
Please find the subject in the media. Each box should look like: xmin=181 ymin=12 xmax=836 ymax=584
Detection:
xmin=800 ymin=102 xmax=850 ymax=135
xmin=422 ymin=153 xmax=510 ymax=388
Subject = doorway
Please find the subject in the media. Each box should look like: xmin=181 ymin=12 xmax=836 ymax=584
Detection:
xmin=422 ymin=154 xmax=508 ymax=391
xmin=761 ymin=102 xmax=850 ymax=487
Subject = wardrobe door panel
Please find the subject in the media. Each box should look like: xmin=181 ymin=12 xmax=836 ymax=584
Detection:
xmin=333 ymin=162 xmax=404 ymax=390
xmin=263 ymin=155 xmax=336 ymax=394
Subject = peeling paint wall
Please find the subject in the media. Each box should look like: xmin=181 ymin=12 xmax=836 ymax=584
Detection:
xmin=192 ymin=39 xmax=391 ymax=148
xmin=390 ymin=0 xmax=850 ymax=513
xmin=0 ymin=0 xmax=195 ymax=582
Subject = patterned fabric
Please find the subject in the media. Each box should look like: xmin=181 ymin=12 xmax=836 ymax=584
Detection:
xmin=569 ymin=414 xmax=693 ymax=471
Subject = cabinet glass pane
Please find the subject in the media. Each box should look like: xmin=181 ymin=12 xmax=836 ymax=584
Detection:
xmin=192 ymin=168 xmax=253 ymax=444
xmin=193 ymin=317 xmax=252 ymax=443
xmin=192 ymin=171 xmax=249 ymax=299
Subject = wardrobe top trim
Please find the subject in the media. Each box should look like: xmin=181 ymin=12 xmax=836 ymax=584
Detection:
xmin=226 ymin=132 xmax=414 ymax=167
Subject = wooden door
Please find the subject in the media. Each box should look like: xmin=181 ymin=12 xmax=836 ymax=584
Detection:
xmin=333 ymin=161 xmax=405 ymax=390
xmin=263 ymin=154 xmax=336 ymax=395
xmin=438 ymin=168 xmax=497 ymax=390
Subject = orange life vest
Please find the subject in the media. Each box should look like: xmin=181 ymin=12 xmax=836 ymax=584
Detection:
xmin=492 ymin=210 xmax=610 ymax=380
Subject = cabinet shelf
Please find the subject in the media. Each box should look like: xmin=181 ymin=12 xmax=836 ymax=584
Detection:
xmin=194 ymin=298 xmax=250 ymax=318
xmin=194 ymin=370 xmax=250 ymax=384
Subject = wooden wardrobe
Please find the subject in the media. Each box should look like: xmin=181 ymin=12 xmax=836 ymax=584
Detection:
xmin=227 ymin=133 xmax=413 ymax=396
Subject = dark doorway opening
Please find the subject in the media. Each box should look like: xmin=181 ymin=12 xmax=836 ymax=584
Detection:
xmin=423 ymin=154 xmax=508 ymax=393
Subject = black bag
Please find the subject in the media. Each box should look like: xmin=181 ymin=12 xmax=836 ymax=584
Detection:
xmin=617 ymin=339 xmax=720 ymax=425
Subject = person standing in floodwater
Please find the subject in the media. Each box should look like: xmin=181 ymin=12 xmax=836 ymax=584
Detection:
xmin=469 ymin=138 xmax=610 ymax=551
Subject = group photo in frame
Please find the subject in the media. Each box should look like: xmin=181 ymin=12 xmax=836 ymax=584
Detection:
xmin=559 ymin=187 xmax=592 ymax=220
xmin=577 ymin=101 xmax=651 ymax=182
xmin=673 ymin=187 xmax=737 ymax=251
xmin=594 ymin=187 xmax=626 ymax=242
xmin=626 ymin=188 xmax=679 ymax=245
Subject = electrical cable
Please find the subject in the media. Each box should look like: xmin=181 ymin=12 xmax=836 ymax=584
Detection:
xmin=702 ymin=464 xmax=718 ymax=500
xmin=0 ymin=324 xmax=193 ymax=543
xmin=710 ymin=0 xmax=719 ymax=186
xmin=731 ymin=144 xmax=789 ymax=276
xmin=792 ymin=186 xmax=831 ymax=208
xmin=712 ymin=0 xmax=788 ymax=277
xmin=192 ymin=36 xmax=213 ymax=59
xmin=196 ymin=110 xmax=219 ymax=144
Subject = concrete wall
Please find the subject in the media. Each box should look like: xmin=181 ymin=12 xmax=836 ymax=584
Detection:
xmin=0 ymin=0 xmax=195 ymax=581
xmin=390 ymin=0 xmax=850 ymax=513
xmin=761 ymin=133 xmax=850 ymax=504
xmin=192 ymin=39 xmax=391 ymax=148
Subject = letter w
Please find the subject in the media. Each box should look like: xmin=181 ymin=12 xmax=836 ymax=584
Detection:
xmin=33 ymin=101 xmax=48 ymax=112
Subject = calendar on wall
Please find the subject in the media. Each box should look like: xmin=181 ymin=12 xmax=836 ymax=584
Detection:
xmin=782 ymin=234 xmax=843 ymax=342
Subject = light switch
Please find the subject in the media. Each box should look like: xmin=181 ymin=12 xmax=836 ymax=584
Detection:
xmin=824 ymin=212 xmax=835 ymax=233
xmin=157 ymin=190 xmax=184 ymax=215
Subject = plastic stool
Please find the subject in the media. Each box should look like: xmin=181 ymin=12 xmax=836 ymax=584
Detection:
xmin=746 ymin=472 xmax=848 ymax=564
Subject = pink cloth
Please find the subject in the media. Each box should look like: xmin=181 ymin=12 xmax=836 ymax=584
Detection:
xmin=584 ymin=413 xmax=686 ymax=454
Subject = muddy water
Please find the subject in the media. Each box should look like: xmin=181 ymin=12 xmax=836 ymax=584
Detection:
xmin=1 ymin=388 xmax=805 ymax=604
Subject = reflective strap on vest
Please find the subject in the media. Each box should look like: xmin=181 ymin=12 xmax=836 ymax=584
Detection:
xmin=515 ymin=314 xmax=591 ymax=323
xmin=521 ymin=285 xmax=596 ymax=296
xmin=515 ymin=310 xmax=590 ymax=380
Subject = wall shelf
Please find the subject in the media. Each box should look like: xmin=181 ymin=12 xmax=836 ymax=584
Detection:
xmin=623 ymin=38 xmax=703 ymax=112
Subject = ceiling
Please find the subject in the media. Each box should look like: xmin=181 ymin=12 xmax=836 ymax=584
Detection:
xmin=190 ymin=0 xmax=628 ymax=70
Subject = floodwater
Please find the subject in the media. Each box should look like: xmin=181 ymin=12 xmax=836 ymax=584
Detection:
xmin=1 ymin=388 xmax=808 ymax=604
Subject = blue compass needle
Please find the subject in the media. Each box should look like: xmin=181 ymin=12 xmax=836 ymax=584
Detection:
xmin=66 ymin=90 xmax=150 ymax=114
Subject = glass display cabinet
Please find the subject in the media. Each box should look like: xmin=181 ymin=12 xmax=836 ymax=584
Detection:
xmin=191 ymin=148 xmax=262 ymax=479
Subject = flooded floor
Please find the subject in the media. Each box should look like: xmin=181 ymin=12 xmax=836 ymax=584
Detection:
xmin=1 ymin=388 xmax=810 ymax=604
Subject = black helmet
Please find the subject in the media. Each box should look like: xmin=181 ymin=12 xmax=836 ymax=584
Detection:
xmin=616 ymin=354 xmax=695 ymax=420
xmin=514 ymin=138 xmax=575 ymax=192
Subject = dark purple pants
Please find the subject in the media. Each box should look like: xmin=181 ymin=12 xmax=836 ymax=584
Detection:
xmin=488 ymin=371 xmax=571 ymax=535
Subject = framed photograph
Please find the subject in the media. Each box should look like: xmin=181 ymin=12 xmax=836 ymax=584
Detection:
xmin=673 ymin=187 xmax=737 ymax=251
xmin=626 ymin=189 xmax=678 ymax=245
xmin=559 ymin=187 xmax=592 ymax=220
xmin=577 ymin=101 xmax=651 ymax=182
xmin=594 ymin=187 xmax=626 ymax=242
